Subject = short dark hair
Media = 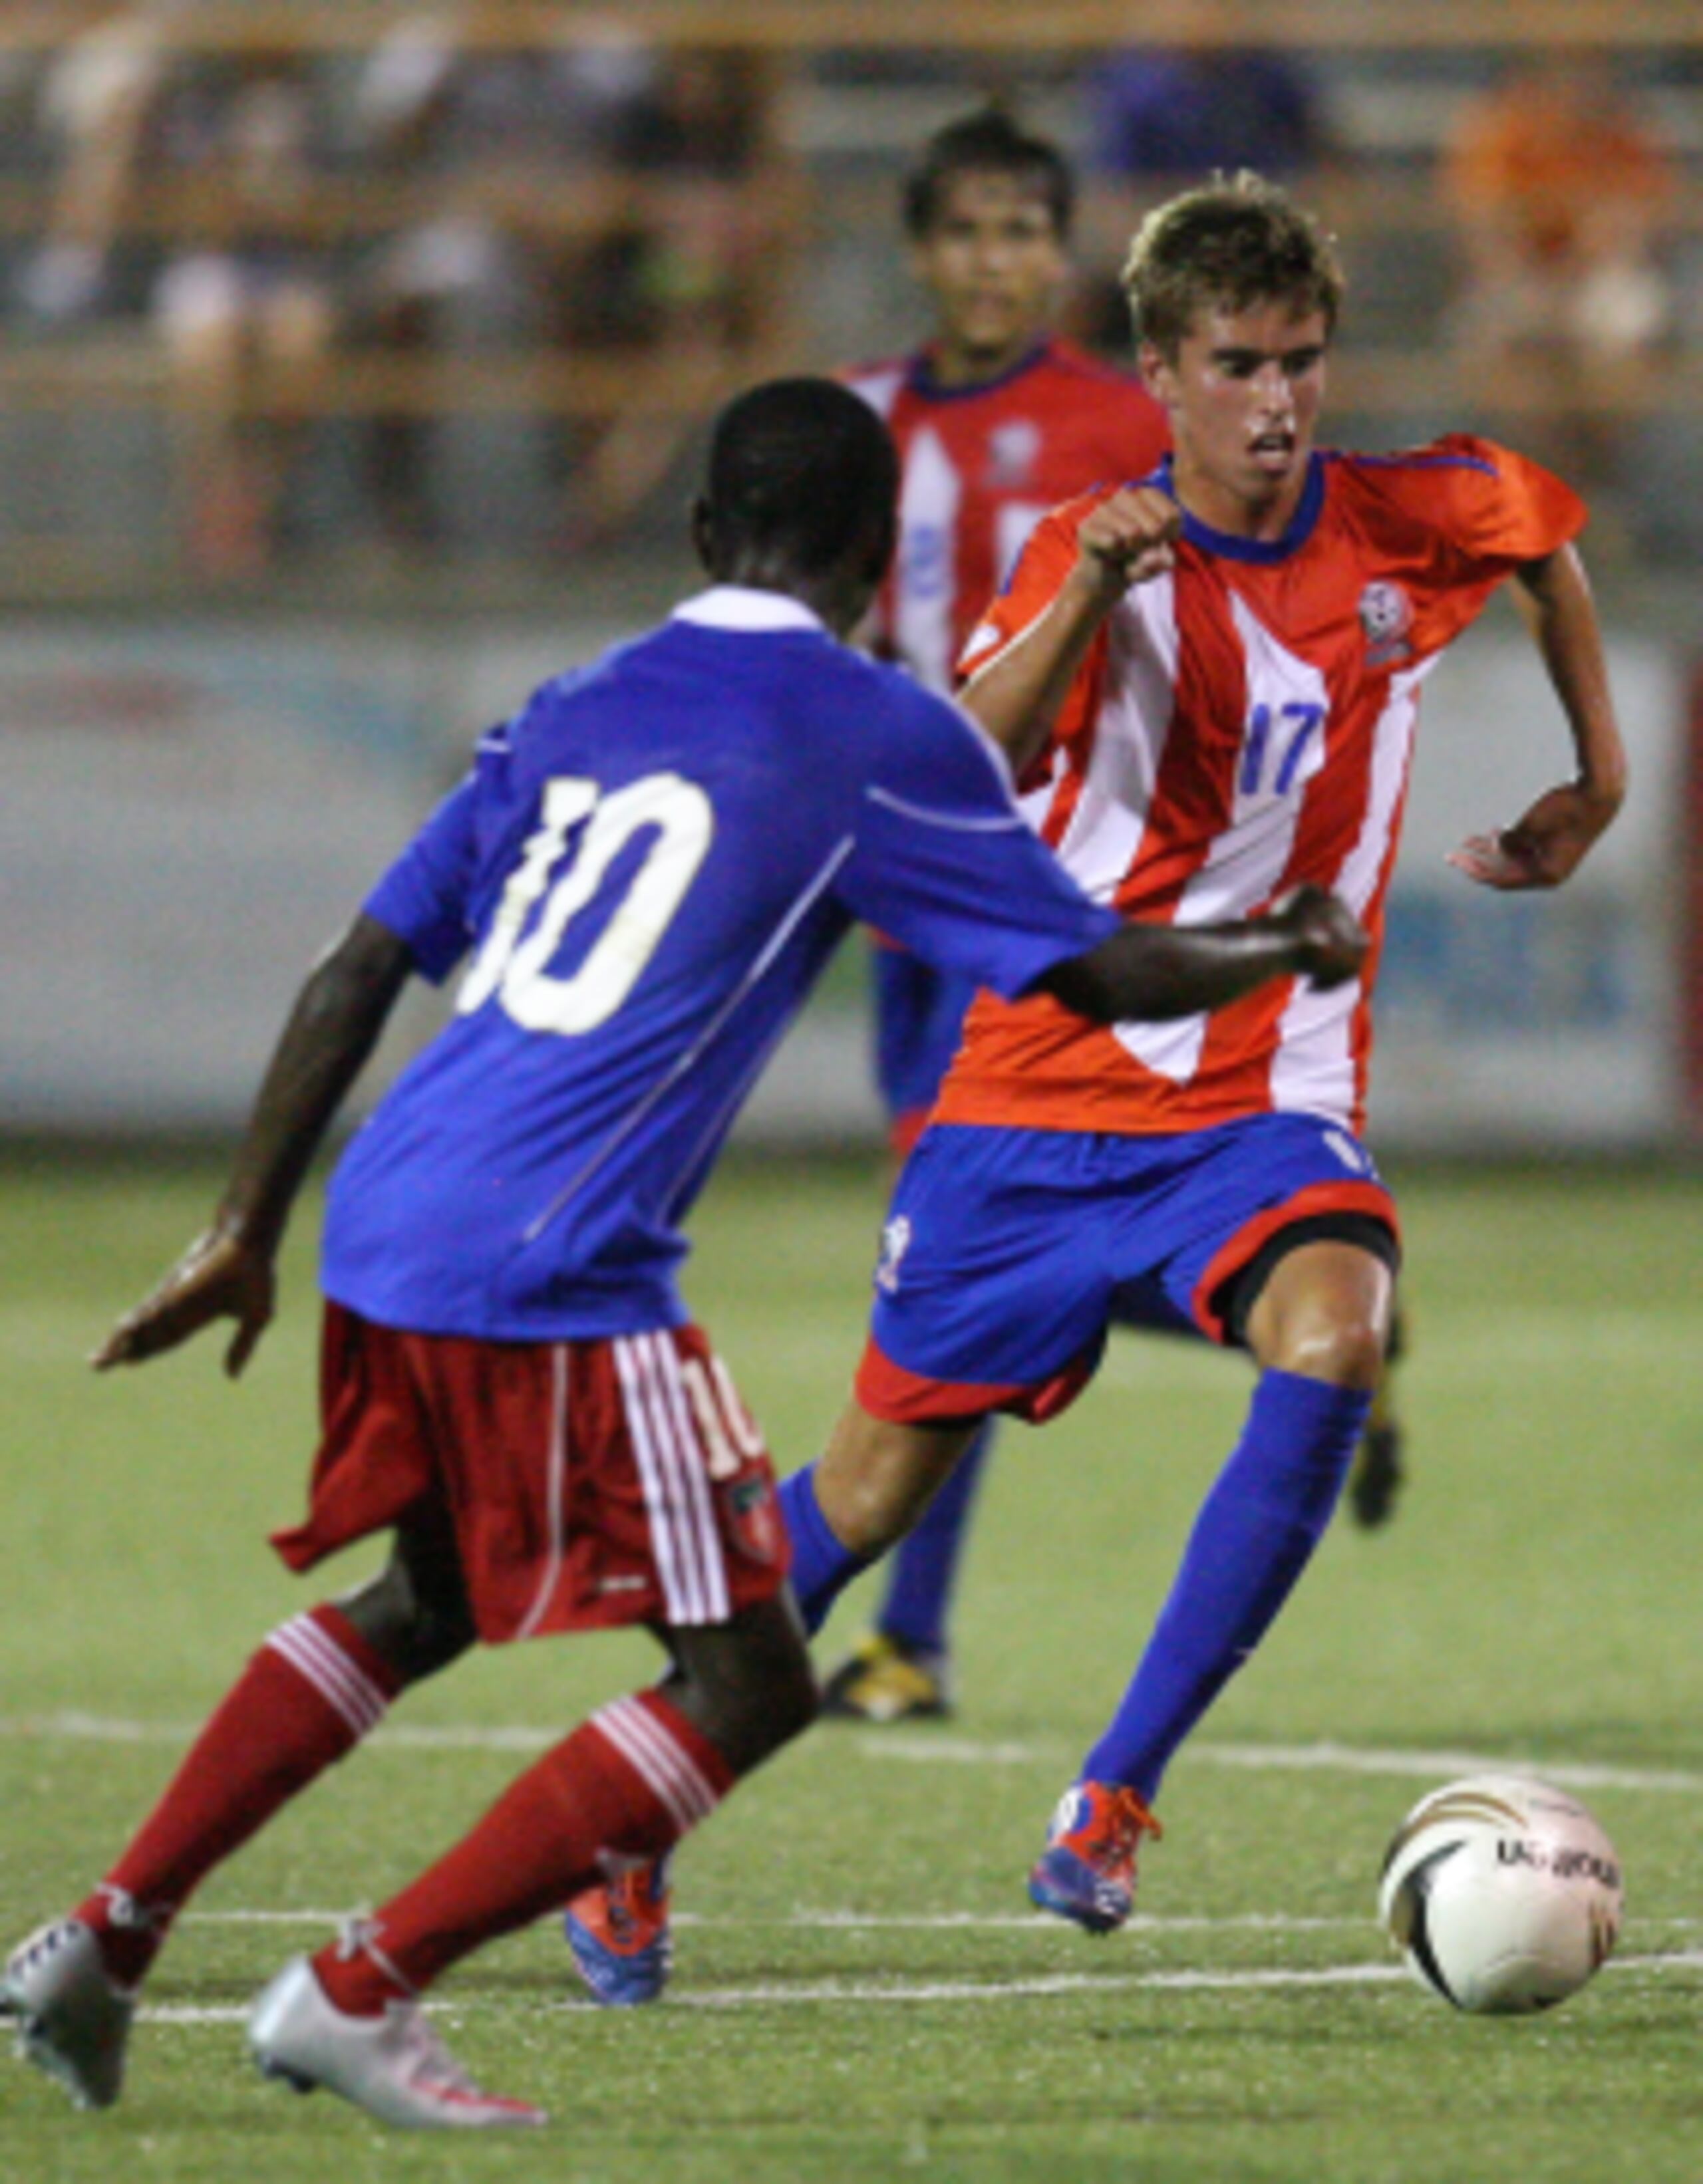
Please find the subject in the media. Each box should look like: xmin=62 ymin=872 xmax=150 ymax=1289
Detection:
xmin=1122 ymin=171 xmax=1345 ymax=358
xmin=702 ymin=377 xmax=898 ymax=577
xmin=901 ymin=106 xmax=1074 ymax=241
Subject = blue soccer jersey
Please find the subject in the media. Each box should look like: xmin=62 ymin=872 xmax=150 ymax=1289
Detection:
xmin=320 ymin=588 xmax=1120 ymax=1340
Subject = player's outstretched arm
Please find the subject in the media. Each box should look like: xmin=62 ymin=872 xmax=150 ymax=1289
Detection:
xmin=92 ymin=913 xmax=414 ymax=1379
xmin=1449 ymin=543 xmax=1628 ymax=890
xmin=961 ymin=487 xmax=1181 ymax=775
xmin=1040 ymin=884 xmax=1367 ymax=1024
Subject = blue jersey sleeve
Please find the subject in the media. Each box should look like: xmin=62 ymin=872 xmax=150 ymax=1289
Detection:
xmin=363 ymin=767 xmax=482 ymax=984
xmin=838 ymin=686 xmax=1118 ymax=998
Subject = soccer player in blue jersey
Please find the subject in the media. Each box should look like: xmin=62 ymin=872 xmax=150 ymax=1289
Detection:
xmin=1 ymin=376 xmax=1367 ymax=2129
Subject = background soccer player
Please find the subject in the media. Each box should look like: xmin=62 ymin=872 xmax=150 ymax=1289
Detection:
xmin=745 ymin=176 xmax=1628 ymax=1944
xmin=1 ymin=375 xmax=1366 ymax=2127
xmin=829 ymin=107 xmax=1169 ymax=1723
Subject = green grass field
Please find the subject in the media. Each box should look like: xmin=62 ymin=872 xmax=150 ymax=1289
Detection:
xmin=3 ymin=1145 xmax=1700 ymax=2183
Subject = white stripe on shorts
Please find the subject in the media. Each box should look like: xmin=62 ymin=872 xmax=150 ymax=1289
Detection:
xmin=266 ymin=1613 xmax=389 ymax=1739
xmin=645 ymin=1330 xmax=730 ymax=1622
xmin=615 ymin=1333 xmax=730 ymax=1626
xmin=590 ymin=1694 xmax=720 ymax=1832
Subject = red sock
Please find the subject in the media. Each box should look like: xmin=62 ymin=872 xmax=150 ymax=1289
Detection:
xmin=315 ymin=1689 xmax=734 ymax=2014
xmin=77 ymin=1605 xmax=402 ymax=1988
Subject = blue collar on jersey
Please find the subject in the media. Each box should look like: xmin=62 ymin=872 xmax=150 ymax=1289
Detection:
xmin=1155 ymin=450 xmax=1327 ymax=565
xmin=672 ymin=586 xmax=828 ymax=634
xmin=906 ymin=338 xmax=1052 ymax=404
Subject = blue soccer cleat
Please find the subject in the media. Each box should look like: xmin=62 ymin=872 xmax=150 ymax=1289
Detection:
xmin=563 ymin=1859 xmax=672 ymax=2006
xmin=1027 ymin=1781 xmax=1163 ymax=1935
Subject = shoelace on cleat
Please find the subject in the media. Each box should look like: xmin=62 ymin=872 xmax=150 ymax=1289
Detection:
xmin=605 ymin=1873 xmax=665 ymax=1945
xmin=1111 ymin=1788 xmax=1163 ymax=1848
xmin=397 ymin=2011 xmax=484 ymax=2099
xmin=1077 ymin=1788 xmax=1163 ymax=1864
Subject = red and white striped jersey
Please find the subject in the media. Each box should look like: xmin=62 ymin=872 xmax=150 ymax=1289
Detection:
xmin=938 ymin=436 xmax=1585 ymax=1137
xmin=844 ymin=338 xmax=1168 ymax=694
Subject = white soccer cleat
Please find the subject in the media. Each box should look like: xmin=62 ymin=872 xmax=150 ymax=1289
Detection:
xmin=247 ymin=1957 xmax=547 ymax=2130
xmin=1 ymin=1918 xmax=135 ymax=2111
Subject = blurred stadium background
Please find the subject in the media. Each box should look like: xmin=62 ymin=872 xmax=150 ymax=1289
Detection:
xmin=1 ymin=0 xmax=1699 ymax=1157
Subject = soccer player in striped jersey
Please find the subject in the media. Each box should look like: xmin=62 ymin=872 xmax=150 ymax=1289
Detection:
xmin=827 ymin=108 xmax=1170 ymax=1724
xmin=768 ymin=176 xmax=1628 ymax=1938
xmin=0 ymin=376 xmax=1367 ymax=2125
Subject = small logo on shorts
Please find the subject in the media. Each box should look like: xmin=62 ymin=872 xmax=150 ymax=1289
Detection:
xmin=718 ymin=1474 xmax=784 ymax=1566
xmin=1358 ymin=581 xmax=1414 ymax=667
xmin=1324 ymin=1128 xmax=1370 ymax=1175
xmin=875 ymin=1214 xmax=913 ymax=1296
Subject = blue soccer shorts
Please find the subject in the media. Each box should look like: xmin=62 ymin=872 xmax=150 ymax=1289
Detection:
xmin=855 ymin=1113 xmax=1400 ymax=1425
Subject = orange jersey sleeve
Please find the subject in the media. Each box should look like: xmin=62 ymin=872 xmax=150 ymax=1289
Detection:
xmin=1333 ymin=436 xmax=1587 ymax=661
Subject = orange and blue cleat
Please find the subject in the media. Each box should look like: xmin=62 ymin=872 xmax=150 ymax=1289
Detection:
xmin=563 ymin=1860 xmax=672 ymax=2006
xmin=1027 ymin=1782 xmax=1162 ymax=1935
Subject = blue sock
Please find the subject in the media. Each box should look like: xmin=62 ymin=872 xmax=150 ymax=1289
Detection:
xmin=876 ymin=1419 xmax=995 ymax=1657
xmin=778 ymin=1464 xmax=873 ymax=1636
xmin=1080 ymin=1369 xmax=1372 ymax=1805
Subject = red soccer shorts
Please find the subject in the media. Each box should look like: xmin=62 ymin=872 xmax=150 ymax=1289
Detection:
xmin=271 ymin=1305 xmax=790 ymax=1642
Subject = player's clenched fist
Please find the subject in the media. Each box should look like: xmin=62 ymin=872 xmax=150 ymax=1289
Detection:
xmin=1265 ymin=885 xmax=1370 ymax=990
xmin=1072 ymin=485 xmax=1183 ymax=601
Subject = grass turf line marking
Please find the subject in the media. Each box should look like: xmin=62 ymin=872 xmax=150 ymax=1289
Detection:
xmin=127 ymin=1949 xmax=1703 ymax=2028
xmin=8 ymin=1713 xmax=1701 ymax=1796
xmin=176 ymin=1909 xmax=1382 ymax=1933
xmin=862 ymin=1734 xmax=1703 ymax=1796
xmin=178 ymin=1908 xmax=1698 ymax=1935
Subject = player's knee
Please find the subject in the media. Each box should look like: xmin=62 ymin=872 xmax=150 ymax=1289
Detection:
xmin=818 ymin=1414 xmax=974 ymax=1558
xmin=1245 ymin=1240 xmax=1393 ymax=1391
xmin=730 ymin=1623 xmax=820 ymax=1762
xmin=824 ymin=1466 xmax=911 ymax=1558
xmin=672 ymin=1605 xmax=820 ymax=1772
xmin=336 ymin=1558 xmax=475 ymax=1686
xmin=1266 ymin=1307 xmax=1387 ymax=1391
xmin=749 ymin=1645 xmax=820 ymax=1756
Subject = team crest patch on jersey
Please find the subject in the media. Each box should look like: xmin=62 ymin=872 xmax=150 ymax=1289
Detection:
xmin=986 ymin=421 xmax=1040 ymax=490
xmin=875 ymin=1214 xmax=913 ymax=1296
xmin=1358 ymin=581 xmax=1414 ymax=667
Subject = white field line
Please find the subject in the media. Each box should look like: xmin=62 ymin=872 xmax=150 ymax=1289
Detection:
xmin=1185 ymin=1741 xmax=1703 ymax=1797
xmin=7 ymin=1711 xmax=1700 ymax=1796
xmin=132 ymin=1949 xmax=1703 ymax=2028
xmin=178 ymin=1907 xmax=1368 ymax=1932
xmin=176 ymin=1907 xmax=1701 ymax=1937
xmin=861 ymin=1735 xmax=1703 ymax=1796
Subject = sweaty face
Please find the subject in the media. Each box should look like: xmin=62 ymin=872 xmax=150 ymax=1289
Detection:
xmin=911 ymin=170 xmax=1068 ymax=386
xmin=1141 ymin=297 xmax=1329 ymax=539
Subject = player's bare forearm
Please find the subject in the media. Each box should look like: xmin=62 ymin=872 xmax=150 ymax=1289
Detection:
xmin=1517 ymin=545 xmax=1627 ymax=807
xmin=962 ymin=488 xmax=1181 ymax=775
xmin=1041 ymin=885 xmax=1367 ymax=1024
xmin=92 ymin=913 xmax=413 ymax=1377
xmin=211 ymin=914 xmax=414 ymax=1256
xmin=1452 ymin=547 xmax=1627 ymax=890
xmin=961 ymin=578 xmax=1116 ymax=775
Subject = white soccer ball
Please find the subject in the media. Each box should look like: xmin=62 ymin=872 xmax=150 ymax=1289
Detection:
xmin=1376 ymin=1774 xmax=1624 ymax=2014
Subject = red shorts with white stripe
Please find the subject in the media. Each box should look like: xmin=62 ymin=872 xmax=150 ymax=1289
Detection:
xmin=269 ymin=1305 xmax=790 ymax=1642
